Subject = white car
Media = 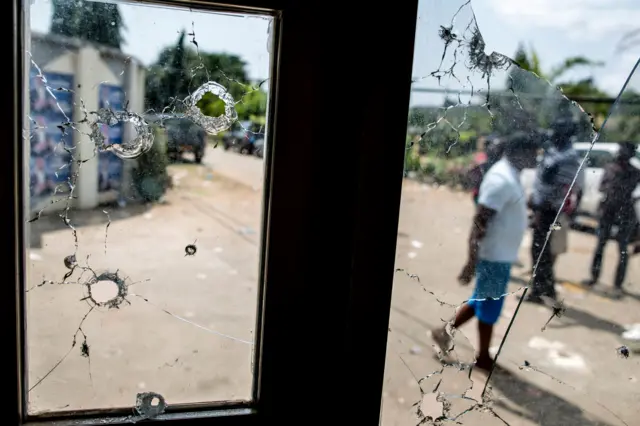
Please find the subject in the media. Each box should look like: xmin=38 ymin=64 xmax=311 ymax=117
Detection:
xmin=520 ymin=142 xmax=640 ymax=228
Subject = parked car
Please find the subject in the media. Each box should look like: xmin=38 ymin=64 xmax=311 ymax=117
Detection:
xmin=221 ymin=121 xmax=265 ymax=155
xmin=164 ymin=117 xmax=207 ymax=164
xmin=520 ymin=142 xmax=640 ymax=230
xmin=254 ymin=137 xmax=265 ymax=158
xmin=221 ymin=121 xmax=250 ymax=151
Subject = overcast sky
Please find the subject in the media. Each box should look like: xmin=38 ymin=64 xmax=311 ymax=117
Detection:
xmin=473 ymin=0 xmax=640 ymax=95
xmin=29 ymin=0 xmax=640 ymax=106
xmin=29 ymin=0 xmax=272 ymax=80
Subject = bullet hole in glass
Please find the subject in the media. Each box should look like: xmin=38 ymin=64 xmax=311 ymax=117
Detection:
xmin=63 ymin=254 xmax=77 ymax=269
xmin=185 ymin=243 xmax=197 ymax=256
xmin=617 ymin=345 xmax=630 ymax=359
xmin=82 ymin=271 xmax=130 ymax=309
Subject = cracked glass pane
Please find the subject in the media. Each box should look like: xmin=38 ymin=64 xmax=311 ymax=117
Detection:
xmin=24 ymin=0 xmax=272 ymax=415
xmin=384 ymin=1 xmax=639 ymax=425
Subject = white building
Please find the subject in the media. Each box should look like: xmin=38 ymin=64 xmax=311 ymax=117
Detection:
xmin=26 ymin=31 xmax=146 ymax=213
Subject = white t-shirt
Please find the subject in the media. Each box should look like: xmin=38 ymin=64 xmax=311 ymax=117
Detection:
xmin=477 ymin=158 xmax=528 ymax=263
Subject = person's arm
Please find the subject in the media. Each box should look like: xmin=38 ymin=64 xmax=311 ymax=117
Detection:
xmin=466 ymin=164 xmax=482 ymax=188
xmin=599 ymin=163 xmax=616 ymax=193
xmin=458 ymin=173 xmax=506 ymax=284
xmin=535 ymin=155 xmax=560 ymax=211
xmin=564 ymin=165 xmax=585 ymax=216
xmin=573 ymin=188 xmax=583 ymax=216
xmin=458 ymin=205 xmax=496 ymax=284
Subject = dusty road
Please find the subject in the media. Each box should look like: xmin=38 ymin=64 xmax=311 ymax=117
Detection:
xmin=203 ymin=147 xmax=265 ymax=191
xmin=27 ymin=148 xmax=264 ymax=413
xmin=385 ymin=182 xmax=640 ymax=426
xmin=26 ymin=147 xmax=640 ymax=425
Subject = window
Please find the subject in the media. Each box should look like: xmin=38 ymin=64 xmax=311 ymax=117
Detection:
xmin=10 ymin=0 xmax=420 ymax=424
xmin=26 ymin=0 xmax=272 ymax=414
xmin=384 ymin=1 xmax=638 ymax=425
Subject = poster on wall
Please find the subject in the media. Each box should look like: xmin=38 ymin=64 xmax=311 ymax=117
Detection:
xmin=28 ymin=68 xmax=74 ymax=205
xmin=97 ymin=84 xmax=125 ymax=192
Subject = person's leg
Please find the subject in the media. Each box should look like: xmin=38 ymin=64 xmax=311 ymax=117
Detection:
xmin=586 ymin=215 xmax=612 ymax=285
xmin=530 ymin=216 xmax=542 ymax=275
xmin=549 ymin=218 xmax=561 ymax=264
xmin=632 ymin=220 xmax=640 ymax=255
xmin=470 ymin=261 xmax=511 ymax=371
xmin=528 ymin=208 xmax=557 ymax=301
xmin=431 ymin=260 xmax=492 ymax=354
xmin=476 ymin=320 xmax=494 ymax=370
xmin=541 ymin=208 xmax=559 ymax=298
xmin=614 ymin=214 xmax=634 ymax=291
xmin=530 ymin=209 xmax=545 ymax=277
xmin=453 ymin=303 xmax=476 ymax=328
xmin=431 ymin=302 xmax=475 ymax=352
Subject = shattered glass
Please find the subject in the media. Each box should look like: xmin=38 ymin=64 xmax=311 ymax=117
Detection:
xmin=385 ymin=0 xmax=640 ymax=425
xmin=25 ymin=0 xmax=271 ymax=415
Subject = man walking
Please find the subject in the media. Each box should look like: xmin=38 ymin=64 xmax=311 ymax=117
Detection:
xmin=583 ymin=142 xmax=640 ymax=297
xmin=524 ymin=118 xmax=582 ymax=304
xmin=430 ymin=132 xmax=537 ymax=371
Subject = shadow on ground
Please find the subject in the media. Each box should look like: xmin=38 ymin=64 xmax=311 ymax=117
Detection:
xmin=510 ymin=273 xmax=640 ymax=301
xmin=390 ymin=306 xmax=617 ymax=425
xmin=488 ymin=367 xmax=617 ymax=426
xmin=545 ymin=305 xmax=626 ymax=336
xmin=508 ymin=275 xmax=628 ymax=336
xmin=28 ymin=201 xmax=152 ymax=249
xmin=28 ymin=156 xmax=221 ymax=249
xmin=168 ymin=155 xmax=204 ymax=165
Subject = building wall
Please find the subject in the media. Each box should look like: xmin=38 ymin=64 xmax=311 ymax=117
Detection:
xmin=27 ymin=32 xmax=146 ymax=212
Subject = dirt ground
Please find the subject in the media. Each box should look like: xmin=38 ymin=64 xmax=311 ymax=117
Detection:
xmin=26 ymin=147 xmax=640 ymax=425
xmin=384 ymin=182 xmax=640 ymax=426
xmin=27 ymin=148 xmax=264 ymax=413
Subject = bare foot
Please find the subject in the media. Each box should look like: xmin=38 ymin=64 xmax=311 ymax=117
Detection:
xmin=430 ymin=328 xmax=452 ymax=355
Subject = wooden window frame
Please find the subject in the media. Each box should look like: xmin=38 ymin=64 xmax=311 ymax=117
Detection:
xmin=4 ymin=0 xmax=419 ymax=424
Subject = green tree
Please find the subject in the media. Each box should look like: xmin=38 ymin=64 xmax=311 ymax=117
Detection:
xmin=507 ymin=43 xmax=608 ymax=128
xmin=50 ymin=0 xmax=125 ymax=49
xmin=511 ymin=43 xmax=604 ymax=85
xmin=145 ymin=31 xmax=190 ymax=111
xmin=166 ymin=31 xmax=188 ymax=98
xmin=145 ymin=30 xmax=267 ymax=121
xmin=512 ymin=43 xmax=542 ymax=76
xmin=134 ymin=128 xmax=170 ymax=202
xmin=199 ymin=85 xmax=268 ymax=122
xmin=600 ymin=89 xmax=640 ymax=143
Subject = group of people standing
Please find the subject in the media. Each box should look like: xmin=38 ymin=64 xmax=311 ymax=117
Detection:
xmin=527 ymin=123 xmax=640 ymax=302
xmin=431 ymin=121 xmax=640 ymax=371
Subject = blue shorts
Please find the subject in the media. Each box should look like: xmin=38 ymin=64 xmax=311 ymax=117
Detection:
xmin=467 ymin=259 xmax=512 ymax=325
